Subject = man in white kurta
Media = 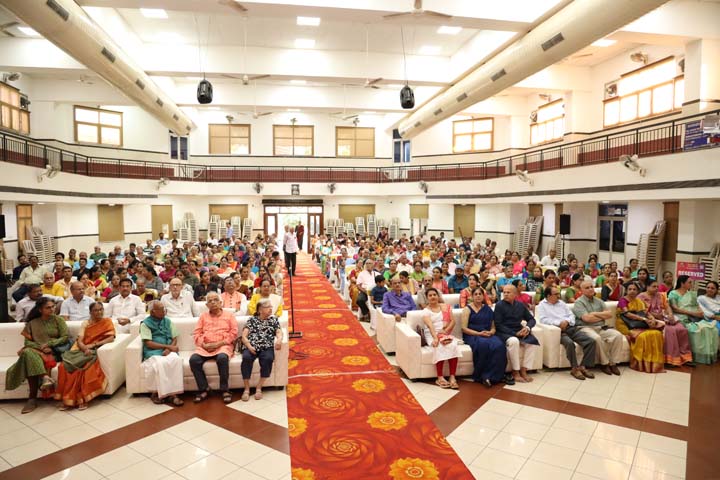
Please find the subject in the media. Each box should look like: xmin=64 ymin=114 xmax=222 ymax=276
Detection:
xmin=106 ymin=278 xmax=146 ymax=333
xmin=140 ymin=301 xmax=184 ymax=405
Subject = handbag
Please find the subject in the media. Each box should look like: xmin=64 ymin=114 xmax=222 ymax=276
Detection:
xmin=620 ymin=311 xmax=649 ymax=330
xmin=51 ymin=339 xmax=73 ymax=362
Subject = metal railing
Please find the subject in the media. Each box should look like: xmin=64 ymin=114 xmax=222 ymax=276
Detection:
xmin=1 ymin=109 xmax=717 ymax=183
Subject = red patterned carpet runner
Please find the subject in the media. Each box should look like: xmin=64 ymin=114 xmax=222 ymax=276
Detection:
xmin=283 ymin=254 xmax=472 ymax=480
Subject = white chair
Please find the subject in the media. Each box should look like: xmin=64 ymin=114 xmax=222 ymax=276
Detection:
xmin=125 ymin=316 xmax=289 ymax=394
xmin=539 ymin=301 xmax=631 ymax=368
xmin=0 ymin=321 xmax=132 ymax=400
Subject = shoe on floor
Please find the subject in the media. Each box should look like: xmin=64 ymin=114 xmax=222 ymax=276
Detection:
xmin=21 ymin=399 xmax=37 ymax=414
xmin=580 ymin=369 xmax=595 ymax=379
xmin=610 ymin=365 xmax=621 ymax=375
xmin=600 ymin=365 xmax=613 ymax=375
xmin=570 ymin=369 xmax=586 ymax=380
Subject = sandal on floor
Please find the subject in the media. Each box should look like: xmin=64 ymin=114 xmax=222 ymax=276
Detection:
xmin=254 ymin=390 xmax=263 ymax=400
xmin=222 ymin=392 xmax=232 ymax=404
xmin=151 ymin=394 xmax=164 ymax=405
xmin=78 ymin=403 xmax=88 ymax=411
xmin=193 ymin=390 xmax=209 ymax=403
xmin=449 ymin=380 xmax=459 ymax=390
xmin=21 ymin=399 xmax=37 ymax=414
xmin=435 ymin=379 xmax=451 ymax=389
xmin=39 ymin=376 xmax=55 ymax=391
xmin=241 ymin=390 xmax=250 ymax=402
xmin=171 ymin=396 xmax=184 ymax=407
xmin=59 ymin=404 xmax=72 ymax=411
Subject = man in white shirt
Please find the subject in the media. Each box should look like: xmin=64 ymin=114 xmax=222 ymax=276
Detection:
xmin=284 ymin=226 xmax=299 ymax=276
xmin=15 ymin=285 xmax=45 ymax=322
xmin=355 ymin=259 xmax=377 ymax=321
xmin=536 ymin=286 xmax=597 ymax=380
xmin=59 ymin=281 xmax=94 ymax=322
xmin=540 ymin=249 xmax=560 ymax=268
xmin=155 ymin=232 xmax=169 ymax=246
xmin=107 ymin=278 xmax=146 ymax=333
xmin=161 ymin=278 xmax=199 ymax=318
xmin=12 ymin=255 xmax=48 ymax=303
xmin=396 ymin=255 xmax=413 ymax=274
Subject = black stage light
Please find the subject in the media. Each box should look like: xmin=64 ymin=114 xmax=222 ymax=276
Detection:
xmin=400 ymin=84 xmax=415 ymax=109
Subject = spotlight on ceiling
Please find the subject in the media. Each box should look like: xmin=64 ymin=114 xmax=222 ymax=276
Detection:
xmin=619 ymin=154 xmax=647 ymax=177
xmin=516 ymin=169 xmax=534 ymax=186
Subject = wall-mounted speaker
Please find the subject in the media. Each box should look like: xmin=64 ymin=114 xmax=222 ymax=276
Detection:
xmin=559 ymin=214 xmax=571 ymax=235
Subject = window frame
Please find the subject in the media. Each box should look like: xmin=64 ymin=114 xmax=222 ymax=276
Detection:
xmin=530 ymin=98 xmax=565 ymax=146
xmin=73 ymin=105 xmax=123 ymax=147
xmin=603 ymin=56 xmax=683 ymax=128
xmin=0 ymin=81 xmax=30 ymax=135
xmin=208 ymin=123 xmax=252 ymax=155
xmin=273 ymin=124 xmax=314 ymax=156
xmin=335 ymin=126 xmax=375 ymax=157
xmin=452 ymin=117 xmax=494 ymax=153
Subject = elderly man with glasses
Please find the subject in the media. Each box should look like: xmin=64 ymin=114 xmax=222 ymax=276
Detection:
xmin=189 ymin=292 xmax=238 ymax=404
xmin=382 ymin=278 xmax=417 ymax=322
xmin=161 ymin=279 xmax=199 ymax=318
xmin=536 ymin=286 xmax=597 ymax=380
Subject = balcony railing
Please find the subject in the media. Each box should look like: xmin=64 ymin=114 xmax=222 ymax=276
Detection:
xmin=1 ymin=110 xmax=717 ymax=183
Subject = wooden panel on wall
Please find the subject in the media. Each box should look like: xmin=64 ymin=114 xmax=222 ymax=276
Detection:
xmin=528 ymin=204 xmax=543 ymax=218
xmin=338 ymin=204 xmax=375 ymax=222
xmin=409 ymin=204 xmax=429 ymax=219
xmin=209 ymin=204 xmax=248 ymax=221
xmin=454 ymin=205 xmax=475 ymax=239
xmin=98 ymin=205 xmax=124 ymax=242
xmin=151 ymin=205 xmax=173 ymax=240
xmin=663 ymin=201 xmax=679 ymax=262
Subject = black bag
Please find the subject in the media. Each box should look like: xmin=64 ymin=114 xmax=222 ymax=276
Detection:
xmin=620 ymin=311 xmax=649 ymax=330
xmin=51 ymin=339 xmax=73 ymax=362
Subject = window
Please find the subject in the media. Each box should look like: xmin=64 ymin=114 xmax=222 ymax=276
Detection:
xmin=273 ymin=124 xmax=314 ymax=156
xmin=16 ymin=204 xmax=32 ymax=243
xmin=336 ymin=126 xmax=375 ymax=157
xmin=452 ymin=118 xmax=493 ymax=153
xmin=74 ymin=106 xmax=123 ymax=146
xmin=530 ymin=99 xmax=564 ymax=145
xmin=170 ymin=133 xmax=189 ymax=160
xmin=0 ymin=82 xmax=30 ymax=135
xmin=208 ymin=124 xmax=250 ymax=154
xmin=603 ymin=57 xmax=683 ymax=127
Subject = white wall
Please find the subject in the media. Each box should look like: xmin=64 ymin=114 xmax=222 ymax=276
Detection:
xmin=626 ymin=201 xmax=665 ymax=261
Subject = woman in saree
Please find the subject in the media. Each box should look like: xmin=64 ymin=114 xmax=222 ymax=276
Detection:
xmin=601 ymin=271 xmax=624 ymax=301
xmin=6 ymin=297 xmax=69 ymax=414
xmin=461 ymin=287 xmax=506 ymax=387
xmin=669 ymin=275 xmax=718 ymax=364
xmin=616 ymin=282 xmax=665 ymax=373
xmin=55 ymin=302 xmax=116 ymax=410
xmin=459 ymin=274 xmax=480 ymax=308
xmin=697 ymin=281 xmax=720 ymax=340
xmin=347 ymin=261 xmax=364 ymax=311
xmin=639 ymin=279 xmax=693 ymax=367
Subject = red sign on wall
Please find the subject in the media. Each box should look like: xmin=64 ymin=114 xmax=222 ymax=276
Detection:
xmin=676 ymin=262 xmax=705 ymax=280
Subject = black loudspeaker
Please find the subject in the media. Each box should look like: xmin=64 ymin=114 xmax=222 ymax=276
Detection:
xmin=197 ymin=79 xmax=213 ymax=104
xmin=559 ymin=214 xmax=571 ymax=235
xmin=0 ymin=214 xmax=5 ymax=238
xmin=400 ymin=84 xmax=415 ymax=109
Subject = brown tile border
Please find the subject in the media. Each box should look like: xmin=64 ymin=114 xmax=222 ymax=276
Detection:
xmin=686 ymin=363 xmax=720 ymax=480
xmin=0 ymin=392 xmax=289 ymax=480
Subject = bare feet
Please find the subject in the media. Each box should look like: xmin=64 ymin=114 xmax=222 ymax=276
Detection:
xmin=520 ymin=368 xmax=533 ymax=382
xmin=512 ymin=371 xmax=526 ymax=383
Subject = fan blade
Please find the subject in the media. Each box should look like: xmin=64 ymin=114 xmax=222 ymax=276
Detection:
xmin=248 ymin=74 xmax=270 ymax=81
xmin=422 ymin=10 xmax=453 ymax=19
xmin=257 ymin=111 xmax=273 ymax=117
xmin=343 ymin=114 xmax=359 ymax=121
xmin=218 ymin=0 xmax=248 ymax=13
xmin=382 ymin=12 xmax=412 ymax=19
xmin=365 ymin=77 xmax=383 ymax=86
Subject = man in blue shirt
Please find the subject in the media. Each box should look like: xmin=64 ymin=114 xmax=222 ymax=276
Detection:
xmin=447 ymin=266 xmax=469 ymax=293
xmin=496 ymin=265 xmax=518 ymax=300
xmin=381 ymin=278 xmax=416 ymax=322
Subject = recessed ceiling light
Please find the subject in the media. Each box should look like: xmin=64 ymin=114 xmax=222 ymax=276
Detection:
xmin=591 ymin=39 xmax=616 ymax=47
xmin=287 ymin=108 xmax=301 ymax=112
xmin=419 ymin=45 xmax=441 ymax=55
xmin=297 ymin=16 xmax=321 ymax=26
xmin=437 ymin=26 xmax=462 ymax=35
xmin=290 ymin=79 xmax=307 ymax=85
xmin=140 ymin=8 xmax=168 ymax=19
xmin=18 ymin=26 xmax=40 ymax=37
xmin=294 ymin=38 xmax=315 ymax=49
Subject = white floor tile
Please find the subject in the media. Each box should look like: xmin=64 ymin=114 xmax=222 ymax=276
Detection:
xmin=189 ymin=427 xmax=245 ymax=453
xmin=42 ymin=463 xmax=103 ymax=480
xmin=628 ymin=466 xmax=684 ymax=480
xmin=0 ymin=457 xmax=10 ymax=473
xmin=488 ymin=431 xmax=538 ymax=458
xmin=637 ymin=433 xmax=687 ymax=458
xmin=467 ymin=465 xmax=513 ymax=480
xmin=151 ymin=441 xmax=210 ymax=471
xmin=91 ymin=411 xmax=139 ymax=433
xmin=1 ymin=437 xmax=59 ymax=467
xmin=644 ymin=406 xmax=688 ymax=426
xmin=165 ymin=418 xmax=217 ymax=441
xmin=215 ymin=438 xmax=274 ymax=467
xmin=516 ymin=459 xmax=573 ymax=480
xmin=85 ymin=446 xmax=145 ymax=477
xmin=420 ymin=385 xmax=460 ymax=401
xmin=449 ymin=423 xmax=499 ymax=446
xmin=49 ymin=423 xmax=103 ymax=449
xmin=226 ymin=397 xmax=269 ymax=414
xmin=513 ymin=405 xmax=559 ymax=426
xmin=250 ymin=402 xmax=289 ymax=427
xmin=0 ymin=416 xmax=31 ymax=435
xmin=466 ymin=410 xmax=513 ymax=431
xmin=576 ymin=453 xmax=632 ymax=480
xmin=570 ymin=391 xmax=611 ymax=409
xmin=106 ymin=458 xmax=172 ymax=480
xmin=414 ymin=393 xmax=446 ymax=413
xmin=243 ymin=450 xmax=291 ymax=480
xmin=0 ymin=426 xmax=41 ymax=452
xmin=542 ymin=427 xmax=592 ymax=451
xmin=552 ymin=414 xmax=598 ymax=435
xmin=67 ymin=402 xmax=120 ymax=422
xmin=32 ymin=412 xmax=84 ymax=437
xmin=530 ymin=442 xmax=583 ymax=470
xmin=447 ymin=437 xmax=485 ymax=464
xmin=572 ymin=473 xmax=602 ymax=480
xmin=632 ymin=448 xmax=686 ymax=478
xmin=585 ymin=437 xmax=637 ymax=464
xmin=219 ymin=468 xmax=270 ymax=480
xmin=535 ymin=385 xmax=577 ymax=401
xmin=480 ymin=399 xmax=523 ymax=417
xmin=593 ymin=423 xmax=641 ymax=447
xmin=125 ymin=403 xmax=173 ymax=420
xmin=470 ymin=447 xmax=527 ymax=477
xmin=128 ymin=431 xmax=185 ymax=457
xmin=502 ymin=418 xmax=549 ymax=441
xmin=176 ymin=455 xmax=239 ymax=480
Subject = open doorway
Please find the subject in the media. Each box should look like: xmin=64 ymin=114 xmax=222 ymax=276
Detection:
xmin=263 ymin=204 xmax=323 ymax=252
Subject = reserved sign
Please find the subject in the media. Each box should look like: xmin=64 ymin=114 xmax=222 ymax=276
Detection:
xmin=676 ymin=261 xmax=705 ymax=280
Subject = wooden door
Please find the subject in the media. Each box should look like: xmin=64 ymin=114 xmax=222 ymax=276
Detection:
xmin=453 ymin=205 xmax=475 ymax=239
xmin=663 ymin=201 xmax=679 ymax=262
xmin=151 ymin=205 xmax=173 ymax=240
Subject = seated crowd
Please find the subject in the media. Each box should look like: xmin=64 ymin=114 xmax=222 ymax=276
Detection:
xmin=6 ymin=232 xmax=287 ymax=413
xmin=313 ymin=232 xmax=720 ymax=389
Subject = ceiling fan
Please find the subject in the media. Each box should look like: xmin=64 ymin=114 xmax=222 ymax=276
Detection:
xmin=218 ymin=0 xmax=248 ymax=13
xmin=346 ymin=28 xmax=382 ymax=89
xmin=221 ymin=15 xmax=270 ymax=85
xmin=383 ymin=0 xmax=451 ymax=21
xmin=239 ymin=81 xmax=274 ymax=118
xmin=329 ymin=85 xmax=359 ymax=121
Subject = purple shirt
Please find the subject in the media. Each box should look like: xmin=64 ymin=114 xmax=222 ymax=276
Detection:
xmin=381 ymin=290 xmax=416 ymax=316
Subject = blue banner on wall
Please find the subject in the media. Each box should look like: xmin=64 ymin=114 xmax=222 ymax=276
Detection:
xmin=684 ymin=120 xmax=719 ymax=150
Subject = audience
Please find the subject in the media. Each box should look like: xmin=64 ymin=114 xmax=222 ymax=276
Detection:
xmin=669 ymin=275 xmax=718 ymax=364
xmin=106 ymin=278 xmax=146 ymax=333
xmin=616 ymin=282 xmax=665 ymax=373
xmin=161 ymin=278 xmax=199 ymax=318
xmin=60 ymin=281 xmax=94 ymax=322
xmin=381 ymin=278 xmax=416 ymax=322
xmin=248 ymin=279 xmax=283 ymax=316
xmin=140 ymin=301 xmax=184 ymax=406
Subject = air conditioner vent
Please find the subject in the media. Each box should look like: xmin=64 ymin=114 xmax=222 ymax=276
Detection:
xmin=433 ymin=108 xmax=443 ymax=116
xmin=491 ymin=69 xmax=507 ymax=82
xmin=414 ymin=121 xmax=422 ymax=128
xmin=173 ymin=114 xmax=179 ymax=121
xmin=456 ymin=92 xmax=468 ymax=103
xmin=135 ymin=79 xmax=145 ymax=89
xmin=46 ymin=0 xmax=69 ymax=21
xmin=156 ymin=98 xmax=164 ymax=107
xmin=541 ymin=33 xmax=564 ymax=51
xmin=101 ymin=47 xmax=115 ymax=63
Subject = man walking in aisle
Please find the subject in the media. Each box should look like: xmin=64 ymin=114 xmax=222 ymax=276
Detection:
xmin=296 ymin=221 xmax=305 ymax=253
xmin=284 ymin=225 xmax=298 ymax=276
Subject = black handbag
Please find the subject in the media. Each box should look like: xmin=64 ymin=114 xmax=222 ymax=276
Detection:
xmin=620 ymin=311 xmax=649 ymax=330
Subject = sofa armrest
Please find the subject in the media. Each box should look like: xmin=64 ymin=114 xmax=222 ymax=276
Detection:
xmin=124 ymin=335 xmax=144 ymax=394
xmin=273 ymin=328 xmax=289 ymax=385
xmin=537 ymin=323 xmax=561 ymax=368
xmin=395 ymin=322 xmax=422 ymax=379
xmin=97 ymin=333 xmax=132 ymax=394
xmin=376 ymin=310 xmax=398 ymax=354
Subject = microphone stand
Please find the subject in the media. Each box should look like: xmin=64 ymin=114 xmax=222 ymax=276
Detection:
xmin=288 ymin=261 xmax=302 ymax=338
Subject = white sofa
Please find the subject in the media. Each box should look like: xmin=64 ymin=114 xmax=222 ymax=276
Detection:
xmin=394 ymin=308 xmax=546 ymax=380
xmin=376 ymin=294 xmax=460 ymax=355
xmin=539 ymin=301 xmax=631 ymax=368
xmin=125 ymin=316 xmax=289 ymax=394
xmin=0 ymin=321 xmax=132 ymax=400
